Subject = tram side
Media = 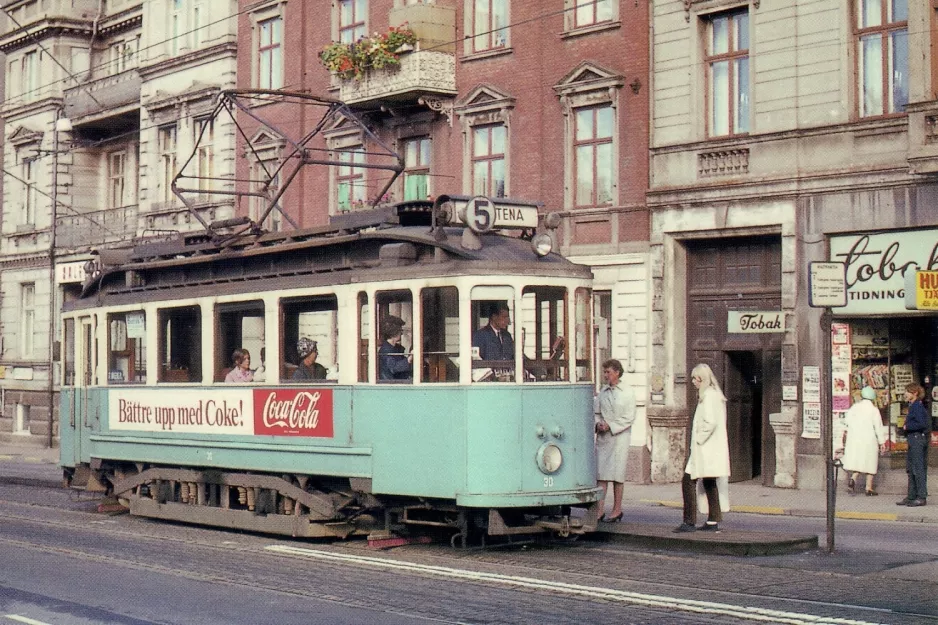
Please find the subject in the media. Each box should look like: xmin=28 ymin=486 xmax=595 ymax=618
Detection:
xmin=60 ymin=231 xmax=602 ymax=540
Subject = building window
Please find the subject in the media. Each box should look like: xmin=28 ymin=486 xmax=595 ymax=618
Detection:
xmin=14 ymin=404 xmax=30 ymax=435
xmin=158 ymin=126 xmax=177 ymax=204
xmin=706 ymin=9 xmax=749 ymax=136
xmin=21 ymin=50 xmax=37 ymax=101
xmin=250 ymin=157 xmax=282 ymax=231
xmin=21 ymin=283 xmax=35 ymax=358
xmin=857 ymin=0 xmax=907 ymax=117
xmin=20 ymin=156 xmax=37 ymax=226
xmin=471 ymin=125 xmax=506 ymax=198
xmin=403 ymin=137 xmax=430 ymax=201
xmin=339 ymin=0 xmax=367 ymax=43
xmin=470 ymin=0 xmax=508 ymax=53
xmin=574 ymin=105 xmax=613 ymax=207
xmin=108 ymin=151 xmax=126 ymax=208
xmin=170 ymin=0 xmax=184 ymax=55
xmin=574 ymin=0 xmax=613 ymax=28
xmin=109 ymin=37 xmax=138 ymax=75
xmin=257 ymin=16 xmax=283 ymax=89
xmin=336 ymin=147 xmax=366 ymax=211
xmin=194 ymin=118 xmax=214 ymax=194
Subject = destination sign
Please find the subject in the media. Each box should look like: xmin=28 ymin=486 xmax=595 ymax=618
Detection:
xmin=452 ymin=196 xmax=539 ymax=231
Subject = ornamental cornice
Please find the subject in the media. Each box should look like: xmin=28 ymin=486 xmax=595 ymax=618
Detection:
xmin=0 ymin=18 xmax=93 ymax=53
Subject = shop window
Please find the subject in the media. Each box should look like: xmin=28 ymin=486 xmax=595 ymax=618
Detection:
xmin=281 ymin=296 xmax=338 ymax=383
xmin=521 ymin=286 xmax=568 ymax=383
xmin=470 ymin=286 xmax=515 ymax=383
xmin=422 ymin=287 xmax=459 ymax=383
xmin=158 ymin=306 xmax=202 ymax=383
xmin=358 ymin=292 xmax=370 ymax=382
xmin=215 ymin=301 xmax=264 ymax=383
xmin=108 ymin=311 xmax=147 ymax=384
xmin=575 ymin=288 xmax=593 ymax=383
xmin=376 ymin=290 xmax=414 ymax=383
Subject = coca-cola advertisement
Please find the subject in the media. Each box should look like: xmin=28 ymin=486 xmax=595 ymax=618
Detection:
xmin=253 ymin=389 xmax=334 ymax=437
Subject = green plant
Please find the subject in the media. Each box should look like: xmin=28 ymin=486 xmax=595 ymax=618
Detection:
xmin=320 ymin=25 xmax=417 ymax=80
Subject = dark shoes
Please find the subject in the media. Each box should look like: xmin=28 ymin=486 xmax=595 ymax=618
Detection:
xmin=897 ymin=498 xmax=912 ymax=506
xmin=847 ymin=478 xmax=856 ymax=495
xmin=600 ymin=512 xmax=623 ymax=523
xmin=907 ymin=499 xmax=927 ymax=507
xmin=698 ymin=522 xmax=720 ymax=532
xmin=672 ymin=522 xmax=697 ymax=533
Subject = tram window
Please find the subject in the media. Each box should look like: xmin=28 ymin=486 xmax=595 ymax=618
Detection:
xmin=376 ymin=290 xmax=413 ymax=383
xmin=158 ymin=306 xmax=202 ymax=383
xmin=107 ymin=311 xmax=147 ymax=384
xmin=576 ymin=288 xmax=593 ymax=383
xmin=470 ymin=286 xmax=515 ymax=383
xmin=358 ymin=292 xmax=369 ymax=383
xmin=215 ymin=301 xmax=264 ymax=383
xmin=63 ymin=318 xmax=75 ymax=386
xmin=281 ymin=295 xmax=338 ymax=383
xmin=521 ymin=286 xmax=568 ymax=383
xmin=421 ymin=287 xmax=458 ymax=383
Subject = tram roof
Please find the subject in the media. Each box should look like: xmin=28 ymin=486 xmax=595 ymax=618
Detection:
xmin=70 ymin=205 xmax=590 ymax=308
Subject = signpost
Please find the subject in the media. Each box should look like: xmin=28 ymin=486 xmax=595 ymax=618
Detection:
xmin=808 ymin=261 xmax=847 ymax=553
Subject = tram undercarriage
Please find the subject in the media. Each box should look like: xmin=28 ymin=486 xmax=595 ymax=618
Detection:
xmin=64 ymin=463 xmax=601 ymax=543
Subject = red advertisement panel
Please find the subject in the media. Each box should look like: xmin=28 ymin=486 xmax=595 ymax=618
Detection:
xmin=253 ymin=389 xmax=334 ymax=437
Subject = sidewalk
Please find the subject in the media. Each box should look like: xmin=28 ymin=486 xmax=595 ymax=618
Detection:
xmin=619 ymin=480 xmax=938 ymax=524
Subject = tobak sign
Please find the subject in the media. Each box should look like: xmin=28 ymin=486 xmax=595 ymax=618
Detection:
xmin=727 ymin=311 xmax=786 ymax=333
xmin=108 ymin=388 xmax=334 ymax=437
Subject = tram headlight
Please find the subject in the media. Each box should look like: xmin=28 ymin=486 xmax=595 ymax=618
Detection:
xmin=536 ymin=442 xmax=563 ymax=474
xmin=532 ymin=233 xmax=553 ymax=257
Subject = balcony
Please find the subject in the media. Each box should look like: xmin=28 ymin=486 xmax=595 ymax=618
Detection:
xmin=338 ymin=49 xmax=456 ymax=108
xmin=907 ymin=100 xmax=938 ymax=174
xmin=63 ymin=69 xmax=141 ymax=122
xmin=56 ymin=204 xmax=138 ymax=249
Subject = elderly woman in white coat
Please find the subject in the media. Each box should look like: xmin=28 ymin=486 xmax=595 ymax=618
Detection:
xmin=594 ymin=358 xmax=636 ymax=523
xmin=674 ymin=363 xmax=730 ymax=533
xmin=837 ymin=386 xmax=886 ymax=496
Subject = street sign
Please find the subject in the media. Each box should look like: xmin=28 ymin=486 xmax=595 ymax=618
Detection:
xmin=808 ymin=262 xmax=847 ymax=308
xmin=904 ymin=270 xmax=938 ymax=310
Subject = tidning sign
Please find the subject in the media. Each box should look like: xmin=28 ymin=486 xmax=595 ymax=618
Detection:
xmin=254 ymin=389 xmax=334 ymax=437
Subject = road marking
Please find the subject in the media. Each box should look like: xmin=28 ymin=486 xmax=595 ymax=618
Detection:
xmin=5 ymin=616 xmax=53 ymax=625
xmin=266 ymin=545 xmax=883 ymax=625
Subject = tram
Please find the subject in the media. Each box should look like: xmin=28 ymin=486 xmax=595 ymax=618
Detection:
xmin=59 ymin=196 xmax=602 ymax=542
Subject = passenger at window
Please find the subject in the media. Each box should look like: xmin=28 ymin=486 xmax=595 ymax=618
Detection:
xmin=253 ymin=347 xmax=266 ymax=382
xmin=472 ymin=303 xmax=514 ymax=361
xmin=292 ymin=338 xmax=327 ymax=381
xmin=378 ymin=316 xmax=413 ymax=381
xmin=225 ymin=348 xmax=254 ymax=383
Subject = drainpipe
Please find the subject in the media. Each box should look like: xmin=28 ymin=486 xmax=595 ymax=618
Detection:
xmin=46 ymin=108 xmax=63 ymax=449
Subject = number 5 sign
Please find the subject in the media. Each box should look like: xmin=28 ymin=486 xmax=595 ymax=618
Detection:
xmin=467 ymin=196 xmax=495 ymax=233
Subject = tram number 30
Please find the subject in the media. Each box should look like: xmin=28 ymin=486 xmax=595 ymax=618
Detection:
xmin=543 ymin=477 xmax=554 ymax=487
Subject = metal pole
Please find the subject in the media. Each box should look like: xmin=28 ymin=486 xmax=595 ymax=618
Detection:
xmin=821 ymin=307 xmax=835 ymax=553
xmin=46 ymin=110 xmax=60 ymax=449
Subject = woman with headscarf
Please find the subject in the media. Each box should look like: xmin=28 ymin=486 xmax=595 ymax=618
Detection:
xmin=674 ymin=363 xmax=730 ymax=533
xmin=594 ymin=358 xmax=636 ymax=523
xmin=837 ymin=386 xmax=886 ymax=496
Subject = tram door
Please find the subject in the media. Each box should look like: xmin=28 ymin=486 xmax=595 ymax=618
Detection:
xmin=71 ymin=317 xmax=96 ymax=463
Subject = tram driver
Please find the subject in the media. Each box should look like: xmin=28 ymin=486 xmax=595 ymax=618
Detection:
xmin=292 ymin=338 xmax=328 ymax=381
xmin=472 ymin=303 xmax=514 ymax=361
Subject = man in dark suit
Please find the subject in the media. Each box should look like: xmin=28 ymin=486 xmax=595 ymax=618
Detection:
xmin=472 ymin=303 xmax=514 ymax=361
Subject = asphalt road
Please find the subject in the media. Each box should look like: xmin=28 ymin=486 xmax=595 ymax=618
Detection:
xmin=0 ymin=481 xmax=936 ymax=625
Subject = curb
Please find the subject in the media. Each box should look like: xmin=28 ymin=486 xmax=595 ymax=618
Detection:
xmin=646 ymin=499 xmax=927 ymax=524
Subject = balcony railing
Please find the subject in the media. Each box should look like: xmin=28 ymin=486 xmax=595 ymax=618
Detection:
xmin=56 ymin=204 xmax=138 ymax=248
xmin=339 ymin=50 xmax=456 ymax=107
xmin=63 ymin=69 xmax=142 ymax=120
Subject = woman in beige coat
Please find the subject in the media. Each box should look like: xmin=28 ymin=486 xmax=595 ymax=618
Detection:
xmin=674 ymin=363 xmax=730 ymax=533
xmin=594 ymin=358 xmax=636 ymax=523
xmin=837 ymin=386 xmax=886 ymax=496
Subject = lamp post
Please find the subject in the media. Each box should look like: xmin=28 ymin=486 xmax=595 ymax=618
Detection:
xmin=46 ymin=110 xmax=70 ymax=448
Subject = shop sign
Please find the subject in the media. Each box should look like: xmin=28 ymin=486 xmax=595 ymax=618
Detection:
xmin=904 ymin=270 xmax=938 ymax=310
xmin=727 ymin=311 xmax=785 ymax=333
xmin=56 ymin=261 xmax=87 ymax=284
xmin=830 ymin=229 xmax=938 ymax=314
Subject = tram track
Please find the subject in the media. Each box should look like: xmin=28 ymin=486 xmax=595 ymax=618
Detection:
xmin=0 ymin=498 xmax=934 ymax=625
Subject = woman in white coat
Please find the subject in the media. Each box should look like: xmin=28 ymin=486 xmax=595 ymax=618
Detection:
xmin=674 ymin=363 xmax=730 ymax=533
xmin=594 ymin=358 xmax=636 ymax=523
xmin=837 ymin=386 xmax=886 ymax=496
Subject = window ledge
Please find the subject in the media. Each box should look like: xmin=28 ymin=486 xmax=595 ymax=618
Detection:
xmin=460 ymin=47 xmax=513 ymax=63
xmin=560 ymin=21 xmax=621 ymax=40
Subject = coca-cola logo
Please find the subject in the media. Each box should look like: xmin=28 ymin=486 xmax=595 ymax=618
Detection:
xmin=253 ymin=389 xmax=334 ymax=437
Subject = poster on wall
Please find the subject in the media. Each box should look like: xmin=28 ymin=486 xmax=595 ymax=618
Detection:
xmin=802 ymin=366 xmax=821 ymax=403
xmin=802 ymin=402 xmax=821 ymax=439
xmin=832 ymin=411 xmax=847 ymax=450
xmin=890 ymin=364 xmax=914 ymax=402
xmin=831 ymin=322 xmax=851 ymax=345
